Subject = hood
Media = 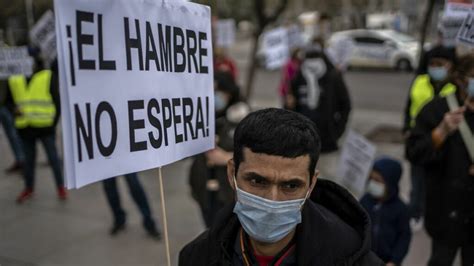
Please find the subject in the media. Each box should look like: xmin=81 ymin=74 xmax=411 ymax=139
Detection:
xmin=372 ymin=157 xmax=402 ymax=200
xmin=306 ymin=178 xmax=375 ymax=264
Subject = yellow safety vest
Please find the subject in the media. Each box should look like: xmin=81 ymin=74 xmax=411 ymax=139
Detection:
xmin=8 ymin=70 xmax=56 ymax=129
xmin=409 ymin=74 xmax=456 ymax=128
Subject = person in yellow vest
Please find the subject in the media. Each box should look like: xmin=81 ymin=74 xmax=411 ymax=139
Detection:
xmin=6 ymin=59 xmax=65 ymax=203
xmin=402 ymin=46 xmax=457 ymax=230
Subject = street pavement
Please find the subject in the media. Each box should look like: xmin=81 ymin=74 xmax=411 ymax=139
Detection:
xmin=0 ymin=38 xmax=460 ymax=265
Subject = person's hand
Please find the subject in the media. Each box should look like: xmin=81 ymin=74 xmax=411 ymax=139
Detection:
xmin=205 ymin=147 xmax=232 ymax=167
xmin=14 ymin=107 xmax=22 ymax=117
xmin=403 ymin=130 xmax=411 ymax=140
xmin=436 ymin=107 xmax=465 ymax=138
xmin=386 ymin=262 xmax=397 ymax=266
xmin=285 ymin=94 xmax=296 ymax=109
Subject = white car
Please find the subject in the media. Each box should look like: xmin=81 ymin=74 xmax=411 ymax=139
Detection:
xmin=328 ymin=29 xmax=420 ymax=71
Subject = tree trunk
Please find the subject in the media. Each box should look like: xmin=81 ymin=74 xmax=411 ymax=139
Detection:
xmin=418 ymin=0 xmax=435 ymax=66
xmin=244 ymin=32 xmax=261 ymax=101
xmin=243 ymin=0 xmax=288 ymax=102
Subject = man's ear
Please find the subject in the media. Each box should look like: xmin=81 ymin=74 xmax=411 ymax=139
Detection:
xmin=308 ymin=170 xmax=319 ymax=195
xmin=227 ymin=158 xmax=236 ymax=190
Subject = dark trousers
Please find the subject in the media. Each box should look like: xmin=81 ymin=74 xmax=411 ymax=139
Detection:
xmin=0 ymin=107 xmax=24 ymax=163
xmin=21 ymin=133 xmax=63 ymax=190
xmin=428 ymin=240 xmax=474 ymax=266
xmin=408 ymin=164 xmax=425 ymax=219
xmin=102 ymin=173 xmax=156 ymax=230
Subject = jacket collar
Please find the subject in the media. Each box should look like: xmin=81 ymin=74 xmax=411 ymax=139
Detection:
xmin=207 ymin=179 xmax=372 ymax=265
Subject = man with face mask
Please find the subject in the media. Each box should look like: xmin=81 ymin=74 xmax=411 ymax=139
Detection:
xmin=407 ymin=54 xmax=474 ymax=266
xmin=180 ymin=108 xmax=383 ymax=265
xmin=289 ymin=49 xmax=351 ymax=153
xmin=402 ymin=46 xmax=457 ymax=230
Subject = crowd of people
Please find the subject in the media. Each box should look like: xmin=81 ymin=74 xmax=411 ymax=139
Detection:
xmin=1 ymin=13 xmax=473 ymax=266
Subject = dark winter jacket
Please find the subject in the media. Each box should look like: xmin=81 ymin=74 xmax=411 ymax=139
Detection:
xmin=407 ymin=95 xmax=474 ymax=246
xmin=360 ymin=160 xmax=411 ymax=265
xmin=291 ymin=56 xmax=351 ymax=153
xmin=179 ymin=179 xmax=383 ymax=266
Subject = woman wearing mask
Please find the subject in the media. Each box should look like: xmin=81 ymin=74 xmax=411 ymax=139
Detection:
xmin=402 ymin=46 xmax=457 ymax=231
xmin=407 ymin=54 xmax=474 ymax=266
xmin=289 ymin=48 xmax=351 ymax=153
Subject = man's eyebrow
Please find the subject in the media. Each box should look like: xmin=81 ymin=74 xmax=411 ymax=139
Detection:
xmin=242 ymin=172 xmax=270 ymax=181
xmin=243 ymin=172 xmax=306 ymax=185
xmin=279 ymin=178 xmax=306 ymax=185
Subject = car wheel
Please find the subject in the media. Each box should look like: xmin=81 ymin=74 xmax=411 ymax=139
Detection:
xmin=396 ymin=59 xmax=412 ymax=72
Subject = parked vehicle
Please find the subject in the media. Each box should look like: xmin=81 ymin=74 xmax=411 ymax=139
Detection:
xmin=328 ymin=29 xmax=420 ymax=71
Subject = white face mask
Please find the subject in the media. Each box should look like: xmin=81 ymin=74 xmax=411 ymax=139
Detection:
xmin=367 ymin=180 xmax=385 ymax=198
xmin=232 ymin=177 xmax=310 ymax=243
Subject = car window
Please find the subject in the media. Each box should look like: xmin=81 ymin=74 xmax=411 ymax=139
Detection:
xmin=379 ymin=31 xmax=416 ymax=43
xmin=354 ymin=36 xmax=385 ymax=45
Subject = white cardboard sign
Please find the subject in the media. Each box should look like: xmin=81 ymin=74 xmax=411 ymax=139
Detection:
xmin=457 ymin=8 xmax=474 ymax=47
xmin=55 ymin=0 xmax=214 ymax=188
xmin=0 ymin=47 xmax=34 ymax=79
xmin=336 ymin=130 xmax=376 ymax=197
xmin=216 ymin=19 xmax=236 ymax=47
xmin=445 ymin=0 xmax=472 ymax=18
xmin=262 ymin=27 xmax=289 ymax=70
xmin=30 ymin=10 xmax=57 ymax=63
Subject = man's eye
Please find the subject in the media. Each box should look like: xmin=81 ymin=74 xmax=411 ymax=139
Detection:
xmin=281 ymin=183 xmax=301 ymax=191
xmin=249 ymin=178 xmax=267 ymax=186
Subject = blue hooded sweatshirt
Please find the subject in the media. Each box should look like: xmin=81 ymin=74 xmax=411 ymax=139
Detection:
xmin=360 ymin=157 xmax=412 ymax=265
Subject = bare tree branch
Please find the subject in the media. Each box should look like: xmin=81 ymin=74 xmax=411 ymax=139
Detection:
xmin=255 ymin=0 xmax=266 ymax=30
xmin=244 ymin=0 xmax=289 ymax=100
xmin=267 ymin=0 xmax=288 ymax=25
xmin=418 ymin=0 xmax=435 ymax=67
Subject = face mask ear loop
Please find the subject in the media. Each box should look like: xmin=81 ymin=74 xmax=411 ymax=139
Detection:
xmin=300 ymin=189 xmax=311 ymax=210
xmin=233 ymin=176 xmax=240 ymax=201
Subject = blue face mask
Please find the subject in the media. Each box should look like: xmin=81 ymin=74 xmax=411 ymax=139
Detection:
xmin=233 ymin=177 xmax=309 ymax=243
xmin=428 ymin=66 xmax=448 ymax=82
xmin=214 ymin=91 xmax=227 ymax=112
xmin=468 ymin=78 xmax=474 ymax=97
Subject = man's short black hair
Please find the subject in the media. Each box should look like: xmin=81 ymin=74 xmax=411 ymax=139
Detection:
xmin=233 ymin=108 xmax=321 ymax=178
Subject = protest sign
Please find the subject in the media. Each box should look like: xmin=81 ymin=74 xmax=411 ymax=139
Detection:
xmin=445 ymin=0 xmax=472 ymax=18
xmin=216 ymin=19 xmax=235 ymax=47
xmin=261 ymin=27 xmax=289 ymax=70
xmin=287 ymin=24 xmax=304 ymax=50
xmin=441 ymin=0 xmax=472 ymax=47
xmin=336 ymin=130 xmax=376 ymax=197
xmin=30 ymin=10 xmax=57 ymax=63
xmin=441 ymin=15 xmax=466 ymax=47
xmin=55 ymin=0 xmax=214 ymax=188
xmin=0 ymin=47 xmax=34 ymax=79
xmin=327 ymin=35 xmax=355 ymax=70
xmin=457 ymin=8 xmax=474 ymax=47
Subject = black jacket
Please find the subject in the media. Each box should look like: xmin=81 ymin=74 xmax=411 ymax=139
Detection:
xmin=360 ymin=169 xmax=411 ymax=265
xmin=179 ymin=179 xmax=383 ymax=266
xmin=291 ymin=61 xmax=351 ymax=153
xmin=407 ymin=95 xmax=474 ymax=245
